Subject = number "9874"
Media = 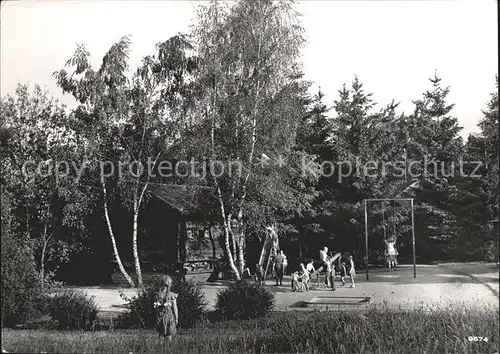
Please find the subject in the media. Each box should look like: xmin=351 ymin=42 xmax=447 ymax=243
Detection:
xmin=468 ymin=336 xmax=488 ymax=342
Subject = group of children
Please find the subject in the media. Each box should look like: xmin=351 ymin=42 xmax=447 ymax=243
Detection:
xmin=153 ymin=253 xmax=360 ymax=343
xmin=291 ymin=254 xmax=356 ymax=292
xmin=252 ymin=247 xmax=358 ymax=291
xmin=155 ymin=240 xmax=399 ymax=343
xmin=154 ymin=238 xmax=399 ymax=343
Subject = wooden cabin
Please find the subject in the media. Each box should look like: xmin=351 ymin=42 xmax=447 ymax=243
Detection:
xmin=139 ymin=183 xmax=221 ymax=269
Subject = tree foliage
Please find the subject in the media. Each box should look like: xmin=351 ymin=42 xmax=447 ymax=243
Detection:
xmin=1 ymin=1 xmax=497 ymax=294
xmin=189 ymin=0 xmax=317 ymax=277
xmin=53 ymin=34 xmax=198 ymax=287
xmin=1 ymin=189 xmax=44 ymax=327
xmin=0 ymin=84 xmax=90 ymax=289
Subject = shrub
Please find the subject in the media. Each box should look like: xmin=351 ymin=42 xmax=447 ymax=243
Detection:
xmin=215 ymin=280 xmax=275 ymax=320
xmin=48 ymin=290 xmax=99 ymax=330
xmin=1 ymin=212 xmax=43 ymax=327
xmin=119 ymin=277 xmax=207 ymax=329
xmin=173 ymin=278 xmax=207 ymax=328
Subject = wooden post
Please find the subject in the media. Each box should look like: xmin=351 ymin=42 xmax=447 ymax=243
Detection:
xmin=179 ymin=218 xmax=187 ymax=263
xmin=364 ymin=199 xmax=369 ymax=281
xmin=172 ymin=219 xmax=180 ymax=264
xmin=495 ymin=221 xmax=498 ymax=266
xmin=411 ymin=199 xmax=416 ymax=278
xmin=208 ymin=225 xmax=216 ymax=261
xmin=299 ymin=237 xmax=303 ymax=262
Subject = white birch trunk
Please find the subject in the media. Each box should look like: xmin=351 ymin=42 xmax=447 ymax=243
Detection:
xmin=132 ymin=194 xmax=143 ymax=289
xmin=40 ymin=224 xmax=49 ymax=291
xmin=102 ymin=177 xmax=135 ymax=287
xmin=217 ymin=189 xmax=241 ymax=279
xmin=130 ymin=152 xmax=161 ymax=290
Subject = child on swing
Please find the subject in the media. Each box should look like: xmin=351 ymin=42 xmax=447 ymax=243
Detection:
xmin=385 ymin=237 xmax=398 ymax=271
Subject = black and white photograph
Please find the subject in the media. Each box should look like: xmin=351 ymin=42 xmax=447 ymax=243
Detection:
xmin=1 ymin=0 xmax=498 ymax=353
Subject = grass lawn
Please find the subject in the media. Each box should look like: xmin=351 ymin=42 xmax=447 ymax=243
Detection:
xmin=2 ymin=304 xmax=498 ymax=353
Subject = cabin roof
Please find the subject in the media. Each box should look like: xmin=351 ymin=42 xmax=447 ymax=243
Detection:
xmin=387 ymin=179 xmax=422 ymax=199
xmin=148 ymin=183 xmax=214 ymax=217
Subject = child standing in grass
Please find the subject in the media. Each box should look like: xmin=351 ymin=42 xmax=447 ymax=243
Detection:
xmin=154 ymin=275 xmax=179 ymax=343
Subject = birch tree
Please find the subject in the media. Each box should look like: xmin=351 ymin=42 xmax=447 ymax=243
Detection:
xmin=192 ymin=0 xmax=309 ymax=278
xmin=54 ymin=35 xmax=196 ymax=288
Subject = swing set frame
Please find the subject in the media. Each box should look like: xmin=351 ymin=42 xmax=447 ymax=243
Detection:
xmin=363 ymin=198 xmax=416 ymax=280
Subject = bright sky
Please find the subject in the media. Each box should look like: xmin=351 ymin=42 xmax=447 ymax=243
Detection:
xmin=1 ymin=0 xmax=497 ymax=139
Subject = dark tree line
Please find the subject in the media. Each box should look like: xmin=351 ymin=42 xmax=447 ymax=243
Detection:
xmin=1 ymin=0 xmax=498 ymax=290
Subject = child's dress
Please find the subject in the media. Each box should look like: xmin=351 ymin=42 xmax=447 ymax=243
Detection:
xmin=386 ymin=241 xmax=398 ymax=262
xmin=155 ymin=289 xmax=178 ymax=337
xmin=348 ymin=259 xmax=356 ymax=276
xmin=292 ymin=272 xmax=306 ymax=291
xmin=300 ymin=268 xmax=310 ymax=291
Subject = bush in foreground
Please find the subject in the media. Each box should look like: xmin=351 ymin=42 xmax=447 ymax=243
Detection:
xmin=215 ymin=280 xmax=275 ymax=320
xmin=174 ymin=278 xmax=207 ymax=328
xmin=48 ymin=290 xmax=99 ymax=330
xmin=119 ymin=277 xmax=207 ymax=329
xmin=2 ymin=304 xmax=498 ymax=353
xmin=1 ymin=218 xmax=44 ymax=327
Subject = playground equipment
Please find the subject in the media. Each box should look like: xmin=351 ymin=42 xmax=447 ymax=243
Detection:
xmin=302 ymin=296 xmax=372 ymax=309
xmin=382 ymin=201 xmax=400 ymax=271
xmin=309 ymin=252 xmax=341 ymax=289
xmin=258 ymin=225 xmax=280 ymax=279
xmin=364 ymin=198 xmax=416 ymax=280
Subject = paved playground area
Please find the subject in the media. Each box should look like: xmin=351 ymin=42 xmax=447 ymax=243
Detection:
xmin=75 ymin=263 xmax=499 ymax=315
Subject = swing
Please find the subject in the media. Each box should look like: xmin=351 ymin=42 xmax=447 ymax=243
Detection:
xmin=392 ymin=200 xmax=397 ymax=241
xmin=392 ymin=201 xmax=400 ymax=265
xmin=382 ymin=202 xmax=387 ymax=242
xmin=382 ymin=201 xmax=398 ymax=271
xmin=382 ymin=202 xmax=387 ymax=258
xmin=364 ymin=197 xmax=417 ymax=280
xmin=385 ymin=201 xmax=399 ymax=270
